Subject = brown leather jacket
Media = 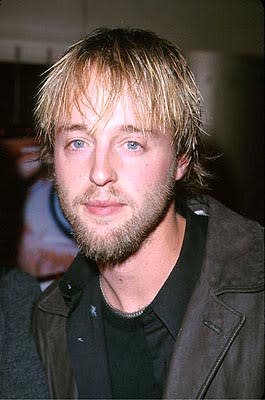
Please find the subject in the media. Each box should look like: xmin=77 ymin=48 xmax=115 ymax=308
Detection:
xmin=33 ymin=197 xmax=264 ymax=399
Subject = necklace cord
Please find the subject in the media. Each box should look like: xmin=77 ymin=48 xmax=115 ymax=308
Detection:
xmin=99 ymin=276 xmax=146 ymax=319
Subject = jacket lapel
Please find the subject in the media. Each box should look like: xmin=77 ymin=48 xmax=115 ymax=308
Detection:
xmin=164 ymin=280 xmax=245 ymax=399
xmin=36 ymin=283 xmax=78 ymax=398
xmin=66 ymin=275 xmax=112 ymax=399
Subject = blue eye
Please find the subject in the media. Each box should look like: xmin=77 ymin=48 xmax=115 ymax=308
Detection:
xmin=71 ymin=139 xmax=85 ymax=149
xmin=126 ymin=141 xmax=141 ymax=151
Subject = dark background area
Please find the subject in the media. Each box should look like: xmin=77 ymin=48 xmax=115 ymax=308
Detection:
xmin=0 ymin=62 xmax=46 ymax=137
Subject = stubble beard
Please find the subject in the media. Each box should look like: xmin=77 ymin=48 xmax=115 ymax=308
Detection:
xmin=56 ymin=166 xmax=177 ymax=266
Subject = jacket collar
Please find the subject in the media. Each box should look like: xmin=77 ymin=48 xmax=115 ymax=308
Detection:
xmin=188 ymin=195 xmax=264 ymax=293
xmin=37 ymin=253 xmax=97 ymax=316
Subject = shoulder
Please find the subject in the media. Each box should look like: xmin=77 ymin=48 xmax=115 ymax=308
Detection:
xmin=0 ymin=268 xmax=42 ymax=323
xmin=0 ymin=268 xmax=41 ymax=315
xmin=0 ymin=269 xmax=49 ymax=399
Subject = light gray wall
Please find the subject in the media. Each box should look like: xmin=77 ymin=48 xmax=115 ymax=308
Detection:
xmin=0 ymin=0 xmax=263 ymax=64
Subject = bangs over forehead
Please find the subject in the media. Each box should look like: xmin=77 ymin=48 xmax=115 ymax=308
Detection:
xmin=35 ymin=27 xmax=208 ymax=194
xmin=35 ymin=28 xmax=201 ymax=146
xmin=60 ymin=63 xmax=160 ymax=136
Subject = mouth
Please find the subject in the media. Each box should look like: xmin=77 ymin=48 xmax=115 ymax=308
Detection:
xmin=83 ymin=200 xmax=125 ymax=216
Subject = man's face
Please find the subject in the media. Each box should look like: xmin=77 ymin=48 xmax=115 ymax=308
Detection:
xmin=54 ymin=84 xmax=186 ymax=265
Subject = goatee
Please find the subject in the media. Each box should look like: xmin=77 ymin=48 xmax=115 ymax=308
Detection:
xmin=56 ymin=167 xmax=176 ymax=266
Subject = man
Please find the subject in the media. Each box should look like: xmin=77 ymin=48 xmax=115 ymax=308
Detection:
xmin=33 ymin=28 xmax=264 ymax=399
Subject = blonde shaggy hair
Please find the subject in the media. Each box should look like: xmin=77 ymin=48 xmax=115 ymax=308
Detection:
xmin=35 ymin=27 xmax=209 ymax=194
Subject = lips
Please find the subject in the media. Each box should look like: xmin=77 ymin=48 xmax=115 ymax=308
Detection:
xmin=83 ymin=200 xmax=125 ymax=216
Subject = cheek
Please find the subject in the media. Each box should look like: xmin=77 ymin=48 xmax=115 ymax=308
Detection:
xmin=54 ymin=159 xmax=75 ymax=197
xmin=148 ymin=157 xmax=176 ymax=182
xmin=125 ymin=159 xmax=173 ymax=194
xmin=54 ymin=151 xmax=82 ymax=182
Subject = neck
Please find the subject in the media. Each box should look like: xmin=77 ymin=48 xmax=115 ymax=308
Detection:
xmin=99 ymin=205 xmax=186 ymax=314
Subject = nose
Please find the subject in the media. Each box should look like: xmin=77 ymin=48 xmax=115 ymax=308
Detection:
xmin=89 ymin=147 xmax=118 ymax=187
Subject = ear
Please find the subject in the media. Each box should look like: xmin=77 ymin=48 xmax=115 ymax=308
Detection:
xmin=175 ymin=155 xmax=189 ymax=181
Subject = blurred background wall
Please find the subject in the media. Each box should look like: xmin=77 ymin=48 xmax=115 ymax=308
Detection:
xmin=0 ymin=0 xmax=263 ymax=63
xmin=0 ymin=0 xmax=263 ymax=276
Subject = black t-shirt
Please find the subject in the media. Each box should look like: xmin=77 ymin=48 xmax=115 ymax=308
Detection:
xmin=66 ymin=209 xmax=208 ymax=399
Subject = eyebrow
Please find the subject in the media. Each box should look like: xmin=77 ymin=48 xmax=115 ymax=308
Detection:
xmin=56 ymin=123 xmax=153 ymax=136
xmin=56 ymin=124 xmax=88 ymax=134
xmin=121 ymin=124 xmax=152 ymax=135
